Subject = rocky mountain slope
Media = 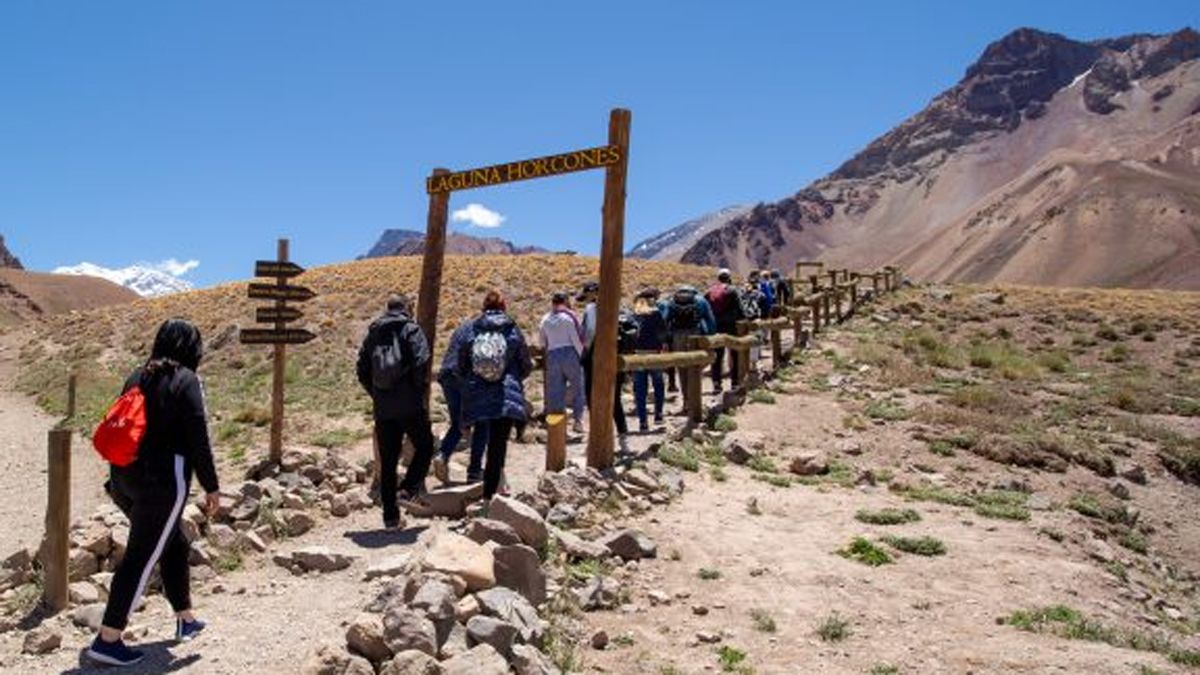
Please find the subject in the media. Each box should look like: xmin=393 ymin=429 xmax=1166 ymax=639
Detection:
xmin=52 ymin=261 xmax=194 ymax=298
xmin=0 ymin=236 xmax=21 ymax=270
xmin=628 ymin=205 xmax=751 ymax=261
xmin=674 ymin=28 xmax=1200 ymax=289
xmin=363 ymin=229 xmax=546 ymax=258
xmin=0 ymin=269 xmax=138 ymax=327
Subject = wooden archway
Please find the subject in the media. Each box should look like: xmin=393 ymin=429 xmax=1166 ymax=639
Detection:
xmin=416 ymin=108 xmax=631 ymax=469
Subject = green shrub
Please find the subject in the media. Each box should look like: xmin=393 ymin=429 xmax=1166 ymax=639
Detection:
xmin=855 ymin=508 xmax=921 ymax=525
xmin=838 ymin=537 xmax=893 ymax=566
xmin=883 ymin=535 xmax=947 ymax=556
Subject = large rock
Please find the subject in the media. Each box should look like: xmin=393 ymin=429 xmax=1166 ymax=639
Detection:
xmin=280 ymin=509 xmax=316 ymax=537
xmin=301 ymin=644 xmax=376 ymax=675
xmin=383 ymin=606 xmax=438 ymax=657
xmin=365 ymin=554 xmax=415 ymax=581
xmin=209 ymin=523 xmax=240 ymax=550
xmin=346 ymin=613 xmax=391 ymax=663
xmin=512 ymin=644 xmax=563 ymax=675
xmin=424 ymin=484 xmax=485 ymax=519
xmin=410 ymin=579 xmax=457 ymax=648
xmin=22 ymin=626 xmax=62 ymax=655
xmin=3 ymin=548 xmax=33 ymax=571
xmin=72 ymin=522 xmax=113 ymax=557
xmin=465 ymin=519 xmax=522 ymax=547
xmin=440 ymin=644 xmax=509 ymax=675
xmin=68 ymin=548 xmax=100 ymax=581
xmin=181 ymin=504 xmax=206 ymax=542
xmin=789 ymin=451 xmax=829 ymax=476
xmin=422 ymin=533 xmax=495 ymax=592
xmin=475 ymin=587 xmax=544 ymax=645
xmin=493 ymin=544 xmax=546 ymax=606
xmin=466 ymin=615 xmax=519 ymax=659
xmin=722 ymin=431 xmax=765 ymax=465
xmin=71 ymin=603 xmax=106 ymax=630
xmin=550 ymin=529 xmax=609 ymax=561
xmin=381 ymin=650 xmax=443 ymax=675
xmin=288 ymin=546 xmax=356 ymax=573
xmin=488 ymin=497 xmax=548 ymax=550
xmin=598 ymin=529 xmax=656 ymax=561
xmin=68 ymin=581 xmax=101 ymax=605
xmin=575 ymin=576 xmax=621 ymax=611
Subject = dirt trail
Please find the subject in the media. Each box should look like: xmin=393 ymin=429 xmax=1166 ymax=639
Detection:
xmin=0 ymin=333 xmax=107 ymax=556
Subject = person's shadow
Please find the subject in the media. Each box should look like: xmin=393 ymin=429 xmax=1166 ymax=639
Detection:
xmin=60 ymin=641 xmax=201 ymax=674
xmin=342 ymin=525 xmax=427 ymax=550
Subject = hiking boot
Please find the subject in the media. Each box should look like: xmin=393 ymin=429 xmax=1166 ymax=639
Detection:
xmin=571 ymin=420 xmax=585 ymax=435
xmin=431 ymin=456 xmax=449 ymax=483
xmin=618 ymin=434 xmax=631 ymax=455
xmin=87 ymin=637 xmax=144 ymax=667
xmin=638 ymin=421 xmax=650 ymax=434
xmin=176 ymin=617 xmax=207 ymax=642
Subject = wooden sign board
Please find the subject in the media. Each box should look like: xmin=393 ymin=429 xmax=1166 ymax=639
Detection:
xmin=256 ymin=306 xmax=304 ymax=324
xmin=255 ymin=260 xmax=305 ymax=278
xmin=426 ymin=145 xmax=622 ymax=194
xmin=239 ymin=328 xmax=316 ymax=345
xmin=248 ymin=283 xmax=316 ymax=302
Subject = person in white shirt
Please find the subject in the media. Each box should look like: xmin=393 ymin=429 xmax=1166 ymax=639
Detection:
xmin=539 ymin=291 xmax=586 ymax=435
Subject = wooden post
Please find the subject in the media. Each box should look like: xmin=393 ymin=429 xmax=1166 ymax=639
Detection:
xmin=545 ymin=413 xmax=567 ymax=472
xmin=44 ymin=428 xmax=71 ymax=612
xmin=791 ymin=308 xmax=805 ymax=349
xmin=269 ymin=238 xmax=288 ymax=463
xmin=733 ymin=322 xmax=749 ymax=388
xmin=770 ymin=327 xmax=783 ymax=373
xmin=66 ymin=374 xmax=77 ymax=418
xmin=685 ymin=363 xmax=703 ymax=427
xmin=811 ymin=297 xmax=821 ymax=333
xmin=586 ymin=108 xmax=631 ymax=470
xmin=417 ymin=168 xmax=451 ymax=408
xmin=809 ymin=275 xmax=819 ymax=294
xmin=822 ymin=293 xmax=832 ymax=326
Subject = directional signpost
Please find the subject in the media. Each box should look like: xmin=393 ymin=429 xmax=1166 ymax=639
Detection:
xmin=240 ymin=239 xmax=317 ymax=463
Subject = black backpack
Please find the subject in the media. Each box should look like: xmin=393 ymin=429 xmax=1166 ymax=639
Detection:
xmin=371 ymin=321 xmax=412 ymax=391
xmin=668 ymin=289 xmax=702 ymax=332
xmin=617 ymin=311 xmax=640 ymax=354
xmin=740 ymin=289 xmax=762 ymax=321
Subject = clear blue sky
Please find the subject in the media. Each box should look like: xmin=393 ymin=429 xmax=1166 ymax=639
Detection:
xmin=1 ymin=1 xmax=1194 ymax=287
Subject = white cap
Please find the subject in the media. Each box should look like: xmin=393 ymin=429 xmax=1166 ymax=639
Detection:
xmin=717 ymin=268 xmax=731 ymax=278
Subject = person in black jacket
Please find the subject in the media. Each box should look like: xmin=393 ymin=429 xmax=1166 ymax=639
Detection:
xmin=88 ymin=319 xmax=220 ymax=667
xmin=356 ymin=294 xmax=436 ymax=529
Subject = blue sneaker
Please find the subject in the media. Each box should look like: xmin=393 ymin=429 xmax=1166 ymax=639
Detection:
xmin=86 ymin=636 xmax=145 ymax=666
xmin=175 ymin=617 xmax=207 ymax=642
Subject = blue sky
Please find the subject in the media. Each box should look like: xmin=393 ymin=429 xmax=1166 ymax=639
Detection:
xmin=1 ymin=1 xmax=1194 ymax=288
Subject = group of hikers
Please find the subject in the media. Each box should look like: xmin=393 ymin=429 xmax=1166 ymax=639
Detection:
xmin=82 ymin=266 xmax=792 ymax=667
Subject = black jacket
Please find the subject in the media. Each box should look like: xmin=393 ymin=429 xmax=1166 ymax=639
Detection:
xmin=357 ymin=309 xmax=431 ymax=420
xmin=117 ymin=365 xmax=219 ymax=496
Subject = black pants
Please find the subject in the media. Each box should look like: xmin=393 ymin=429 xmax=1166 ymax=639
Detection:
xmin=582 ymin=349 xmax=628 ymax=435
xmin=482 ymin=418 xmax=514 ymax=499
xmin=102 ymin=458 xmax=191 ymax=631
xmin=376 ymin=413 xmax=436 ymax=524
xmin=711 ymin=326 xmax=740 ymax=388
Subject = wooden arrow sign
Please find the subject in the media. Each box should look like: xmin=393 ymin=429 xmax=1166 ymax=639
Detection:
xmin=255 ymin=260 xmax=305 ymax=278
xmin=239 ymin=328 xmax=317 ymax=345
xmin=247 ymin=283 xmax=316 ymax=302
xmin=256 ymin=306 xmax=304 ymax=324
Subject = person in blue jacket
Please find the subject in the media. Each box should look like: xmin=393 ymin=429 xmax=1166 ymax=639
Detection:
xmin=431 ymin=319 xmax=489 ymax=485
xmin=451 ymin=290 xmax=533 ymax=499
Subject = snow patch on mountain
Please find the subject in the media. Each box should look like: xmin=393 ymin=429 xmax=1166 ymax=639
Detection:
xmin=52 ymin=259 xmax=198 ymax=297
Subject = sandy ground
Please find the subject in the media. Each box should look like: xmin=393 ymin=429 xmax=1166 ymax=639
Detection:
xmin=0 ymin=334 xmax=107 ymax=556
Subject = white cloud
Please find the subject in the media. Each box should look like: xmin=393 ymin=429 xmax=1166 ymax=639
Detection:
xmin=147 ymin=258 xmax=200 ymax=277
xmin=451 ymin=203 xmax=506 ymax=229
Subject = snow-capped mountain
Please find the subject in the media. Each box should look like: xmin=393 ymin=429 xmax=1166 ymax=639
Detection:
xmin=53 ymin=261 xmax=195 ymax=298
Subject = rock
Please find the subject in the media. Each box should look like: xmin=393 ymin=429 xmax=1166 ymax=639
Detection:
xmin=622 ymin=468 xmax=659 ymax=492
xmin=190 ymin=541 xmax=214 ymax=567
xmin=72 ymin=522 xmax=113 ymax=557
xmin=383 ymin=606 xmax=438 ymax=657
xmin=347 ymin=612 xmax=392 ymax=663
xmin=230 ymin=497 xmax=260 ymax=522
xmin=440 ymin=644 xmax=509 ymax=675
xmin=465 ymin=519 xmax=522 ymax=547
xmin=658 ymin=470 xmax=684 ymax=496
xmin=410 ymin=579 xmax=458 ymax=648
xmin=301 ymin=644 xmax=377 ymax=675
xmin=301 ymin=465 xmax=327 ymax=487
xmin=475 ymin=587 xmax=544 ymax=644
xmin=68 ymin=548 xmax=100 ymax=581
xmin=545 ymin=503 xmax=577 ymax=527
xmin=493 ymin=544 xmax=546 ymax=606
xmin=512 ymin=644 xmax=562 ymax=675
xmin=440 ymin=622 xmax=470 ymax=660
xmin=366 ymin=554 xmax=415 ymax=581
xmin=422 ymin=533 xmax=495 ymax=592
xmin=280 ymin=509 xmax=316 ymax=537
xmin=1086 ymin=537 xmax=1117 ymax=564
xmin=487 ymin=497 xmax=548 ymax=551
xmin=456 ymin=595 xmax=481 ymax=623
xmin=696 ymin=630 xmax=722 ymax=644
xmin=927 ymin=287 xmax=954 ymax=302
xmin=380 ymin=650 xmax=443 ymax=675
xmin=537 ymin=472 xmax=592 ymax=507
xmin=647 ymin=589 xmax=671 ymax=606
xmin=789 ymin=451 xmax=829 ymax=476
xmin=110 ymin=525 xmax=129 ymax=564
xmin=1108 ymin=481 xmax=1131 ymax=501
xmin=721 ymin=431 xmax=765 ymax=465
xmin=1120 ymin=463 xmax=1148 ymax=485
xmin=71 ymin=603 xmax=106 ymax=630
xmin=69 ymin=581 xmax=101 ymax=605
xmin=590 ymin=629 xmax=609 ymax=649
xmin=3 ymin=548 xmax=33 ymax=571
xmin=692 ymin=604 xmax=709 ymax=616
xmin=239 ymin=530 xmax=269 ymax=553
xmin=330 ymin=494 xmax=351 ymax=518
xmin=22 ymin=626 xmax=62 ymax=654
xmin=575 ymin=575 xmax=621 ymax=611
xmin=291 ymin=546 xmax=356 ymax=573
xmin=181 ymin=504 xmax=205 ymax=542
xmin=209 ymin=523 xmax=241 ymax=550
xmin=425 ymin=483 xmax=486 ymax=519
xmin=466 ymin=615 xmax=519 ymax=659
xmin=598 ymin=529 xmax=656 ymax=561
xmin=971 ymin=292 xmax=1005 ymax=305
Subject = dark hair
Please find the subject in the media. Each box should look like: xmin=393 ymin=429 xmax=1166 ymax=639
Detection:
xmin=551 ymin=291 xmax=569 ymax=305
xmin=717 ymin=271 xmax=732 ymax=283
xmin=387 ymin=294 xmax=411 ymax=313
xmin=149 ymin=319 xmax=203 ymax=372
xmin=483 ymin=290 xmax=506 ymax=312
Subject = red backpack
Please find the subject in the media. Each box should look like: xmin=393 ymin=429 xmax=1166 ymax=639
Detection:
xmin=92 ymin=385 xmax=148 ymax=467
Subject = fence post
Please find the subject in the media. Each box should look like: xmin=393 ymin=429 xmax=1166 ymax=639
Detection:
xmin=770 ymin=326 xmax=783 ymax=373
xmin=686 ymin=336 xmax=704 ymax=425
xmin=43 ymin=375 xmax=75 ymax=612
xmin=733 ymin=322 xmax=749 ymax=388
xmin=545 ymin=413 xmax=567 ymax=472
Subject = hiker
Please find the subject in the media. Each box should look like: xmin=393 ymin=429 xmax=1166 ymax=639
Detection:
xmin=578 ymin=280 xmax=632 ymax=452
xmin=539 ymin=291 xmax=586 ymax=436
xmin=664 ymin=283 xmax=716 ymax=405
xmin=632 ymin=288 xmax=669 ymax=433
xmin=431 ymin=319 xmax=489 ymax=485
xmin=705 ymin=269 xmax=744 ymax=392
xmin=771 ymin=269 xmax=792 ymax=315
xmin=453 ymin=290 xmax=533 ymax=499
xmin=88 ymin=319 xmax=218 ymax=667
xmin=356 ymin=294 xmax=436 ymax=528
xmin=750 ymin=269 xmax=775 ymax=318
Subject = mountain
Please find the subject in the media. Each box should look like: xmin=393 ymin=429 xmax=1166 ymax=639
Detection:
xmin=0 ymin=268 xmax=137 ymax=326
xmin=363 ymin=230 xmax=547 ymax=258
xmin=53 ymin=262 xmax=194 ymax=298
xmin=628 ymin=205 xmax=751 ymax=261
xmin=672 ymin=28 xmax=1200 ymax=289
xmin=0 ymin=235 xmax=22 ymax=269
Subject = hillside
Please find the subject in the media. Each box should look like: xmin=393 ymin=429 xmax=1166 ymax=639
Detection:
xmin=363 ymin=229 xmax=547 ymax=258
xmin=0 ymin=269 xmax=138 ymax=328
xmin=628 ymin=205 xmax=751 ymax=261
xmin=671 ymin=28 xmax=1200 ymax=289
xmin=0 ymin=236 xmax=20 ymax=270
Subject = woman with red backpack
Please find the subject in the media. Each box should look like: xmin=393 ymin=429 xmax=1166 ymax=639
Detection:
xmin=88 ymin=319 xmax=219 ymax=667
